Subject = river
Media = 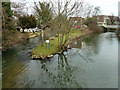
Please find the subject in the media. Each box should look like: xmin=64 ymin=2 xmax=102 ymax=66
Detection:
xmin=2 ymin=32 xmax=118 ymax=88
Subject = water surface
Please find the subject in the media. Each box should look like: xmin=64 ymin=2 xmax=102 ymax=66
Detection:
xmin=2 ymin=32 xmax=118 ymax=88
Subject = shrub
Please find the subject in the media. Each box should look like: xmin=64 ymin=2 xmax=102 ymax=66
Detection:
xmin=2 ymin=30 xmax=29 ymax=51
xmin=88 ymin=24 xmax=103 ymax=32
xmin=18 ymin=15 xmax=37 ymax=29
xmin=84 ymin=17 xmax=97 ymax=26
xmin=84 ymin=17 xmax=103 ymax=32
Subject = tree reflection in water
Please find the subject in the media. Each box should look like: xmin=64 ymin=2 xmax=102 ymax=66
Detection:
xmin=66 ymin=33 xmax=102 ymax=63
xmin=36 ymin=53 xmax=87 ymax=88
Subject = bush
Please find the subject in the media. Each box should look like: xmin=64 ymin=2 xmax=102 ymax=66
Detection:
xmin=84 ymin=17 xmax=103 ymax=32
xmin=88 ymin=24 xmax=103 ymax=32
xmin=18 ymin=15 xmax=37 ymax=29
xmin=84 ymin=17 xmax=97 ymax=26
xmin=2 ymin=30 xmax=29 ymax=51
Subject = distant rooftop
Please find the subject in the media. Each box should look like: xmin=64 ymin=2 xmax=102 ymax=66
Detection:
xmin=94 ymin=15 xmax=118 ymax=17
xmin=70 ymin=17 xmax=83 ymax=18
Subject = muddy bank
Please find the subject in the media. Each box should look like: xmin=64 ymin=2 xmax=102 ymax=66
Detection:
xmin=2 ymin=30 xmax=29 ymax=51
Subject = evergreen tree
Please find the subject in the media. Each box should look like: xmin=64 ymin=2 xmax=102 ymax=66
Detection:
xmin=2 ymin=2 xmax=15 ymax=30
xmin=18 ymin=15 xmax=37 ymax=29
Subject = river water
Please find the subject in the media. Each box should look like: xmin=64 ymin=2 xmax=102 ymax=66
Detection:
xmin=2 ymin=32 xmax=118 ymax=88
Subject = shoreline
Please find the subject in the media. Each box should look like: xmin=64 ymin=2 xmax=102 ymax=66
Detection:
xmin=2 ymin=31 xmax=41 ymax=52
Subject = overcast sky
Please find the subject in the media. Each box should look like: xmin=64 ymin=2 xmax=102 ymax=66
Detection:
xmin=11 ymin=0 xmax=120 ymax=16
xmin=87 ymin=0 xmax=119 ymax=16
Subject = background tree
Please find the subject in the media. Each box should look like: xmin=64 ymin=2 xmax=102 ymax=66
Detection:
xmin=34 ymin=2 xmax=53 ymax=46
xmin=91 ymin=6 xmax=101 ymax=16
xmin=83 ymin=3 xmax=101 ymax=18
xmin=2 ymin=2 xmax=15 ymax=30
xmin=2 ymin=2 xmax=29 ymax=50
xmin=85 ymin=5 xmax=93 ymax=17
xmin=84 ymin=17 xmax=102 ymax=32
xmin=84 ymin=17 xmax=97 ymax=26
xmin=18 ymin=15 xmax=37 ymax=29
xmin=11 ymin=1 xmax=28 ymax=27
xmin=11 ymin=1 xmax=27 ymax=16
xmin=108 ymin=14 xmax=117 ymax=25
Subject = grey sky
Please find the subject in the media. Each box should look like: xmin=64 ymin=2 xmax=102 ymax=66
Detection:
xmin=11 ymin=0 xmax=119 ymax=16
xmin=87 ymin=0 xmax=119 ymax=16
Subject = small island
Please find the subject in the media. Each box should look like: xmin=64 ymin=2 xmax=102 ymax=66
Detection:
xmin=31 ymin=29 xmax=94 ymax=59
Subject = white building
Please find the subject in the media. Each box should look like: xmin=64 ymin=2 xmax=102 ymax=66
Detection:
xmin=94 ymin=15 xmax=110 ymax=26
xmin=94 ymin=15 xmax=119 ymax=26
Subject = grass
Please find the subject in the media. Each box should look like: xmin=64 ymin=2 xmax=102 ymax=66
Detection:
xmin=32 ymin=29 xmax=83 ymax=58
xmin=32 ymin=37 xmax=58 ymax=57
xmin=70 ymin=29 xmax=83 ymax=38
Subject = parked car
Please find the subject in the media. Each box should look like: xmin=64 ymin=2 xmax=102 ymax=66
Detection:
xmin=20 ymin=28 xmax=23 ymax=32
xmin=19 ymin=27 xmax=41 ymax=33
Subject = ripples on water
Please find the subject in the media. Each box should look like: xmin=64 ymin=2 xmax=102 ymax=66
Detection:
xmin=2 ymin=32 xmax=118 ymax=88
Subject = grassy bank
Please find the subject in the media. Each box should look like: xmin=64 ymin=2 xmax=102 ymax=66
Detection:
xmin=29 ymin=32 xmax=41 ymax=38
xmin=32 ymin=29 xmax=83 ymax=59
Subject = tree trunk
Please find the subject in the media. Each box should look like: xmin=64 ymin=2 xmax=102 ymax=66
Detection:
xmin=58 ymin=33 xmax=59 ymax=47
xmin=41 ymin=30 xmax=44 ymax=46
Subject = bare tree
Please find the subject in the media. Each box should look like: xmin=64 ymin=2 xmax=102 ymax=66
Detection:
xmin=108 ymin=14 xmax=117 ymax=25
xmin=34 ymin=1 xmax=53 ymax=46
xmin=92 ymin=6 xmax=101 ymax=16
xmin=51 ymin=0 xmax=85 ymax=50
xmin=81 ymin=3 xmax=94 ymax=17
xmin=11 ymin=1 xmax=27 ymax=16
xmin=81 ymin=3 xmax=101 ymax=18
xmin=11 ymin=1 xmax=28 ymax=28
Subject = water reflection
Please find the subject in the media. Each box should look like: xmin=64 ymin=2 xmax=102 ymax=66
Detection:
xmin=29 ymin=54 xmax=86 ymax=88
xmin=70 ymin=38 xmax=82 ymax=49
xmin=55 ymin=54 xmax=83 ymax=88
xmin=68 ymin=33 xmax=101 ymax=63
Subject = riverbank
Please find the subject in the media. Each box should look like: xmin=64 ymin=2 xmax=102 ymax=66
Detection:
xmin=2 ymin=32 xmax=118 ymax=88
xmin=2 ymin=30 xmax=29 ymax=51
xmin=29 ymin=32 xmax=41 ymax=39
xmin=31 ymin=28 xmax=95 ymax=59
xmin=2 ymin=30 xmax=41 ymax=51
